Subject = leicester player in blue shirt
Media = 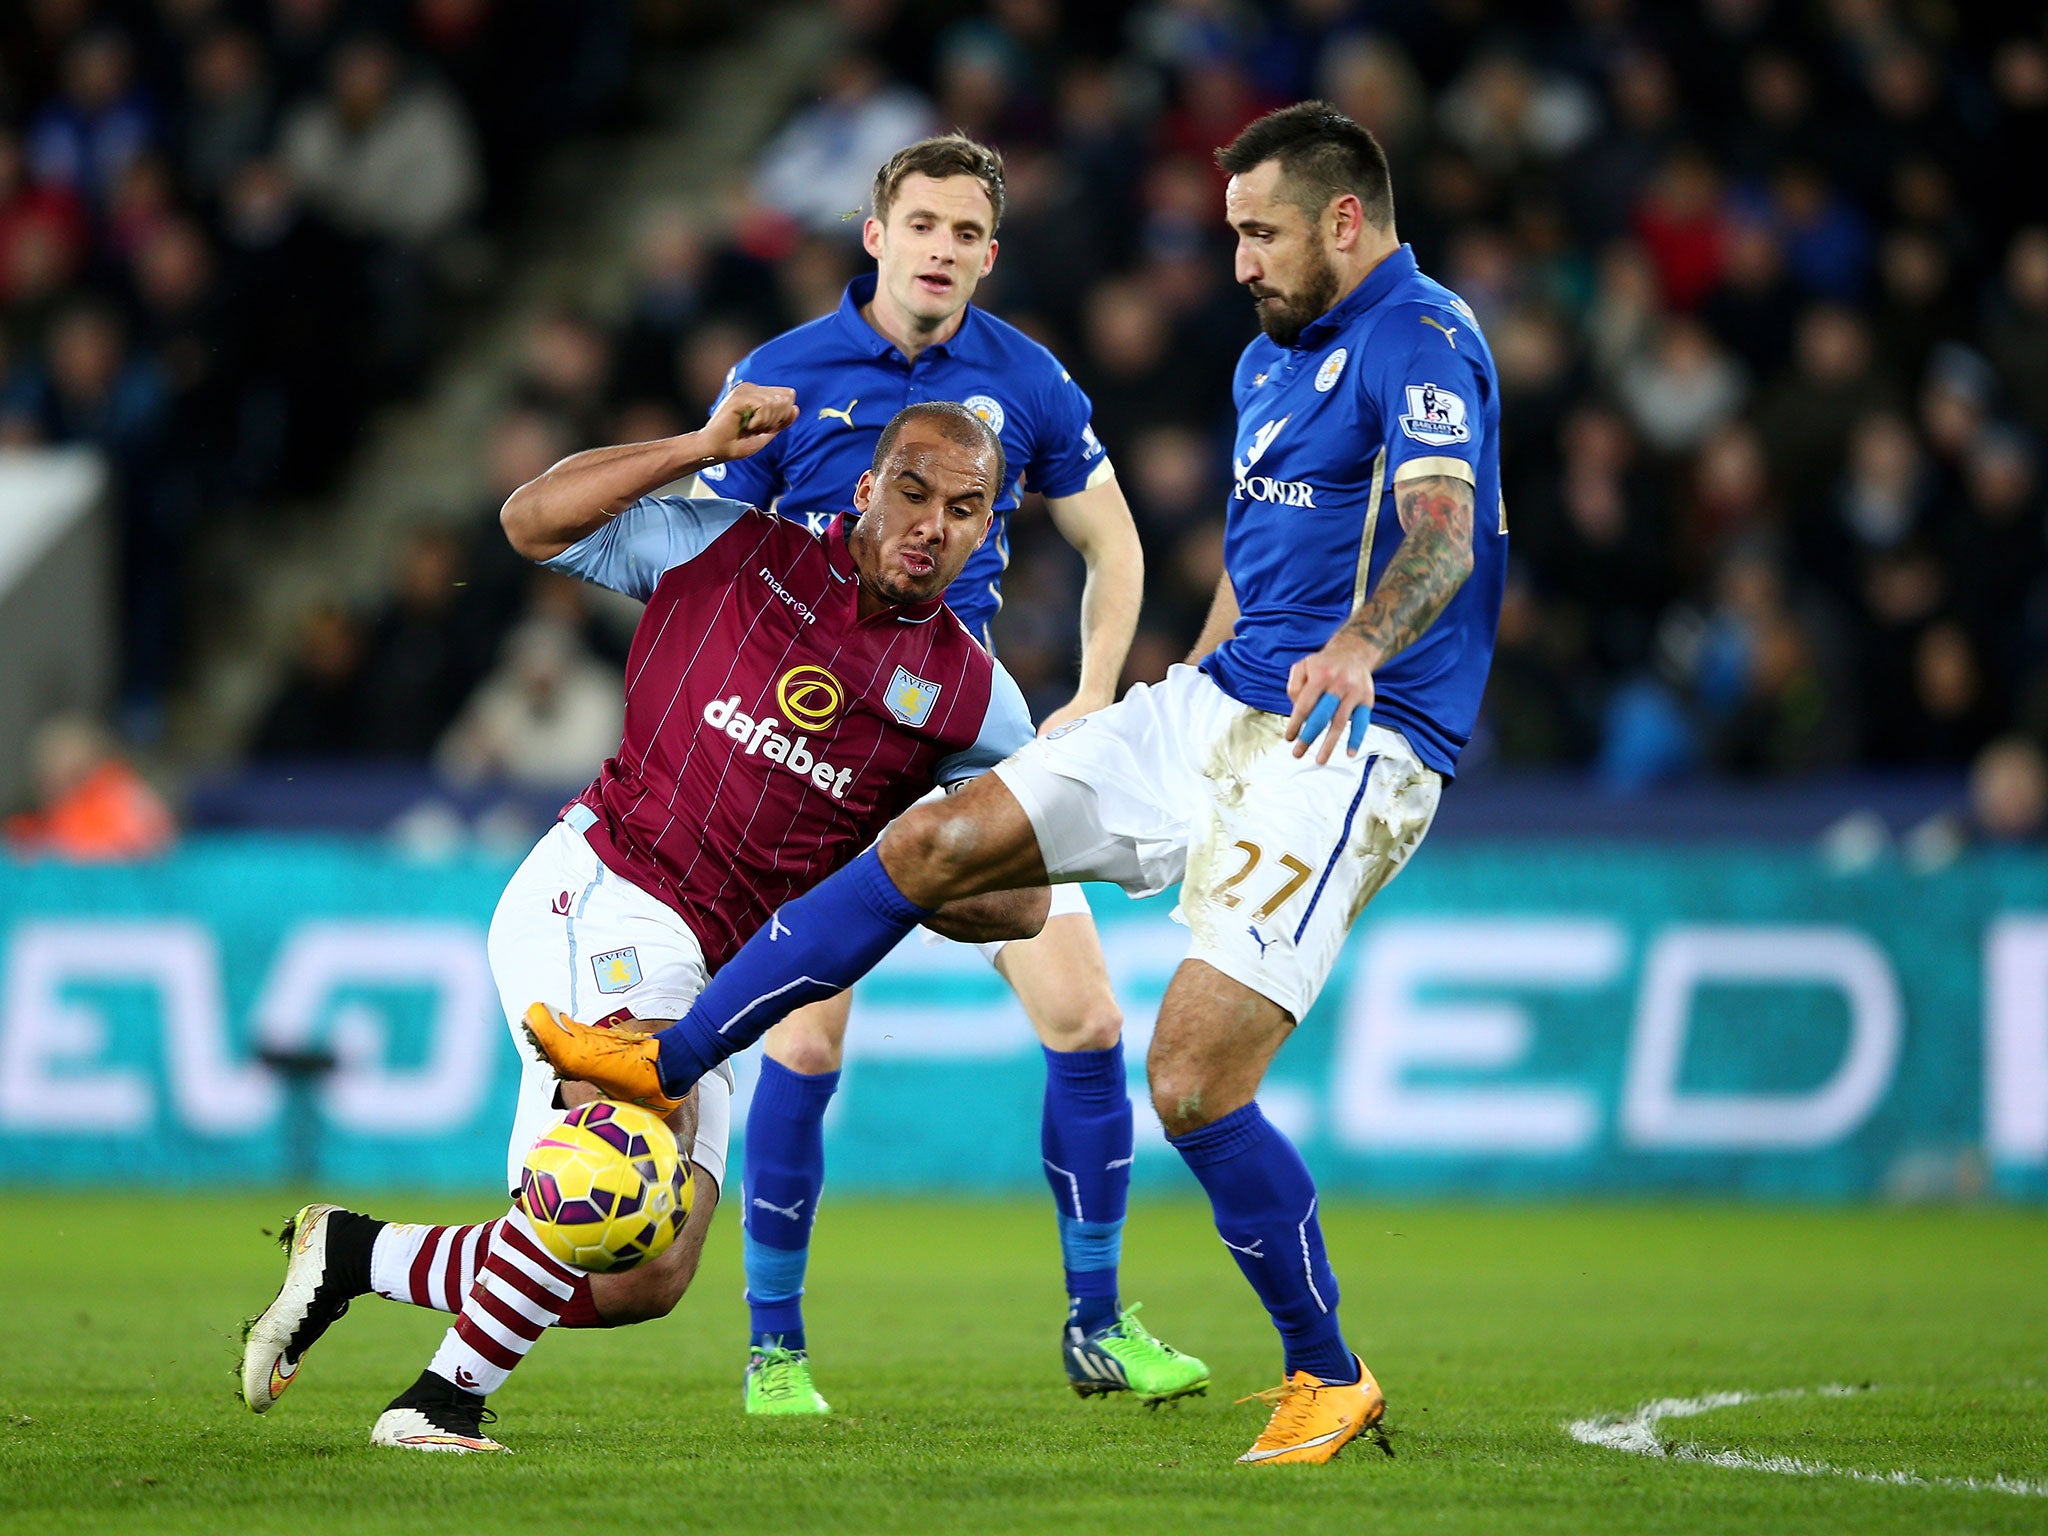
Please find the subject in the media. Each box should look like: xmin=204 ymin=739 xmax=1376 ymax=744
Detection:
xmin=532 ymin=101 xmax=1505 ymax=1466
xmin=695 ymin=135 xmax=1208 ymax=1415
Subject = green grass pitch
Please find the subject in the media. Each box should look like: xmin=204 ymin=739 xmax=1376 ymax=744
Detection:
xmin=1 ymin=1192 xmax=2043 ymax=1535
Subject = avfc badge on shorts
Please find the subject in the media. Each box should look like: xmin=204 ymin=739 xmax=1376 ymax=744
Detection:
xmin=963 ymin=394 xmax=1005 ymax=435
xmin=887 ymin=665 xmax=942 ymax=728
xmin=591 ymin=946 xmax=642 ymax=995
xmin=1399 ymin=382 xmax=1470 ymax=446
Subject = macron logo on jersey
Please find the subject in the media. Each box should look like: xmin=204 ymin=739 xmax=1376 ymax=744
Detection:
xmin=1233 ymin=414 xmax=1316 ymax=507
xmin=758 ymin=567 xmax=818 ymax=625
xmin=702 ymin=694 xmax=854 ymax=800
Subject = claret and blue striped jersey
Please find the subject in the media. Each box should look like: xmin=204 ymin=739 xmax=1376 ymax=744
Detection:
xmin=701 ymin=274 xmax=1113 ymax=647
xmin=541 ymin=495 xmax=1032 ymax=967
xmin=1200 ymin=244 xmax=1505 ymax=777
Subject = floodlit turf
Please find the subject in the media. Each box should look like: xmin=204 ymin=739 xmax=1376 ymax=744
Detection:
xmin=1 ymin=1194 xmax=2043 ymax=1535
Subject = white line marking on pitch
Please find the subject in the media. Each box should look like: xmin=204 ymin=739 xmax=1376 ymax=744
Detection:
xmin=1567 ymin=1386 xmax=2048 ymax=1498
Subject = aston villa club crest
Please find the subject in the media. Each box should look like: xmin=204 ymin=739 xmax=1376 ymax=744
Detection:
xmin=886 ymin=666 xmax=942 ymax=728
xmin=591 ymin=946 xmax=642 ymax=995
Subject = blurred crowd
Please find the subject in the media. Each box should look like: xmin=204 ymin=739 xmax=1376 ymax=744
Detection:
xmin=163 ymin=1 xmax=2048 ymax=838
xmin=0 ymin=0 xmax=642 ymax=731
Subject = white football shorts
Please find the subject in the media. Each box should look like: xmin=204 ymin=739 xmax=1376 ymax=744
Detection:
xmin=903 ymin=785 xmax=1092 ymax=961
xmin=993 ymin=663 xmax=1442 ymax=1022
xmin=487 ymin=817 xmax=732 ymax=1197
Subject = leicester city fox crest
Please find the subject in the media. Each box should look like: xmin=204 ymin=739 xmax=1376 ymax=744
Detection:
xmin=886 ymin=666 xmax=942 ymax=728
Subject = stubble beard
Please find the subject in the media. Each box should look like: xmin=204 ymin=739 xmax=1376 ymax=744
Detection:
xmin=850 ymin=521 xmax=940 ymax=607
xmin=1254 ymin=245 xmax=1341 ymax=349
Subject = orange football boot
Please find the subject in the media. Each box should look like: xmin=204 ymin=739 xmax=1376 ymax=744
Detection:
xmin=1235 ymin=1356 xmax=1386 ymax=1465
xmin=520 ymin=1002 xmax=685 ymax=1114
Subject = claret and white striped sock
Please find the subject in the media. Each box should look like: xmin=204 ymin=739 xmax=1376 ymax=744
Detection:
xmin=369 ymin=1220 xmax=496 ymax=1313
xmin=425 ymin=1208 xmax=582 ymax=1394
xmin=367 ymin=1210 xmax=607 ymax=1329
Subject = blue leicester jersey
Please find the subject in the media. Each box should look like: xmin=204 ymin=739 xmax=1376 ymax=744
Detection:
xmin=700 ymin=274 xmax=1111 ymax=648
xmin=1200 ymin=245 xmax=1505 ymax=778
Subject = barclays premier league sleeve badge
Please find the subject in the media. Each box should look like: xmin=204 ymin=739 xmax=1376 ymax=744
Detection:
xmin=1399 ymin=383 xmax=1470 ymax=446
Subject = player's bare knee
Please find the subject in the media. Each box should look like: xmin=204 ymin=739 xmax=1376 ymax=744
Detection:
xmin=775 ymin=1033 xmax=844 ymax=1076
xmin=882 ymin=801 xmax=983 ymax=898
xmin=768 ymin=1015 xmax=846 ymax=1076
xmin=1146 ymin=1069 xmax=1207 ymax=1139
xmin=1041 ymin=992 xmax=1123 ymax=1053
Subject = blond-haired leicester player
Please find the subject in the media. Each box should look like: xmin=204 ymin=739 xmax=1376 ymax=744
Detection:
xmin=698 ymin=133 xmax=1205 ymax=1414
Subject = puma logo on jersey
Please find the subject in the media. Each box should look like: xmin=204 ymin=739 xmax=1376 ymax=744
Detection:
xmin=818 ymin=399 xmax=858 ymax=427
xmin=1420 ymin=314 xmax=1460 ymax=348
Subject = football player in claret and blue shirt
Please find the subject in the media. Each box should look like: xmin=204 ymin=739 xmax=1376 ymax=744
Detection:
xmin=694 ymin=135 xmax=1208 ymax=1414
xmin=528 ymin=101 xmax=1506 ymax=1467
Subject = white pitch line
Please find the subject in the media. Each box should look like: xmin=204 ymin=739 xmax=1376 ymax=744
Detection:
xmin=1567 ymin=1385 xmax=2048 ymax=1498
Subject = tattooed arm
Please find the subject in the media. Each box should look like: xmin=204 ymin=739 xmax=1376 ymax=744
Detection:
xmin=1283 ymin=472 xmax=1476 ymax=763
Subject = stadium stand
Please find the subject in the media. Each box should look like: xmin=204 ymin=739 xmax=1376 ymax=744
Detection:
xmin=8 ymin=1 xmax=2048 ymax=847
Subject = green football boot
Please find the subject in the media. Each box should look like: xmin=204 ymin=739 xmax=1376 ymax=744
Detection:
xmin=744 ymin=1343 xmax=831 ymax=1416
xmin=1064 ymin=1303 xmax=1211 ymax=1406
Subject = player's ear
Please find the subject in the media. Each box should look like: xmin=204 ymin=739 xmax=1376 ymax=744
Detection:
xmin=980 ymin=236 xmax=998 ymax=278
xmin=1329 ymin=192 xmax=1364 ymax=252
xmin=852 ymin=468 xmax=876 ymax=513
xmin=861 ymin=217 xmax=885 ymax=262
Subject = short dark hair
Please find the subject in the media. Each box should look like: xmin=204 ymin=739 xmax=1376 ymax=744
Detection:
xmin=1216 ymin=100 xmax=1394 ymax=229
xmin=872 ymin=400 xmax=1007 ymax=494
xmin=872 ymin=134 xmax=1006 ymax=229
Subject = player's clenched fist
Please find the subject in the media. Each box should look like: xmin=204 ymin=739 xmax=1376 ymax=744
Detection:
xmin=701 ymin=384 xmax=798 ymax=462
xmin=1285 ymin=630 xmax=1377 ymax=765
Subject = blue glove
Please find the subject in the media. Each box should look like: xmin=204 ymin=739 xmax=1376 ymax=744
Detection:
xmin=1301 ymin=693 xmax=1370 ymax=756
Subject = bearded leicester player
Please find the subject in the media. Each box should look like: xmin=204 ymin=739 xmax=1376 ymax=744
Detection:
xmin=240 ymin=393 xmax=1054 ymax=1453
xmin=699 ymin=135 xmax=1203 ymax=1415
xmin=526 ymin=101 xmax=1508 ymax=1467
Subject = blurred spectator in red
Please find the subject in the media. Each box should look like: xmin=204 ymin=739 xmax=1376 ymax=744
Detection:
xmin=0 ymin=127 xmax=85 ymax=311
xmin=1632 ymin=148 xmax=1728 ymax=310
xmin=5 ymin=715 xmax=175 ymax=860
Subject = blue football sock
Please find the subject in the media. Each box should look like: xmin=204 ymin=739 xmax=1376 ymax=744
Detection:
xmin=1170 ymin=1101 xmax=1356 ymax=1384
xmin=1041 ymin=1043 xmax=1132 ymax=1336
xmin=656 ymin=848 xmax=932 ymax=1092
xmin=743 ymin=1058 xmax=839 ymax=1354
